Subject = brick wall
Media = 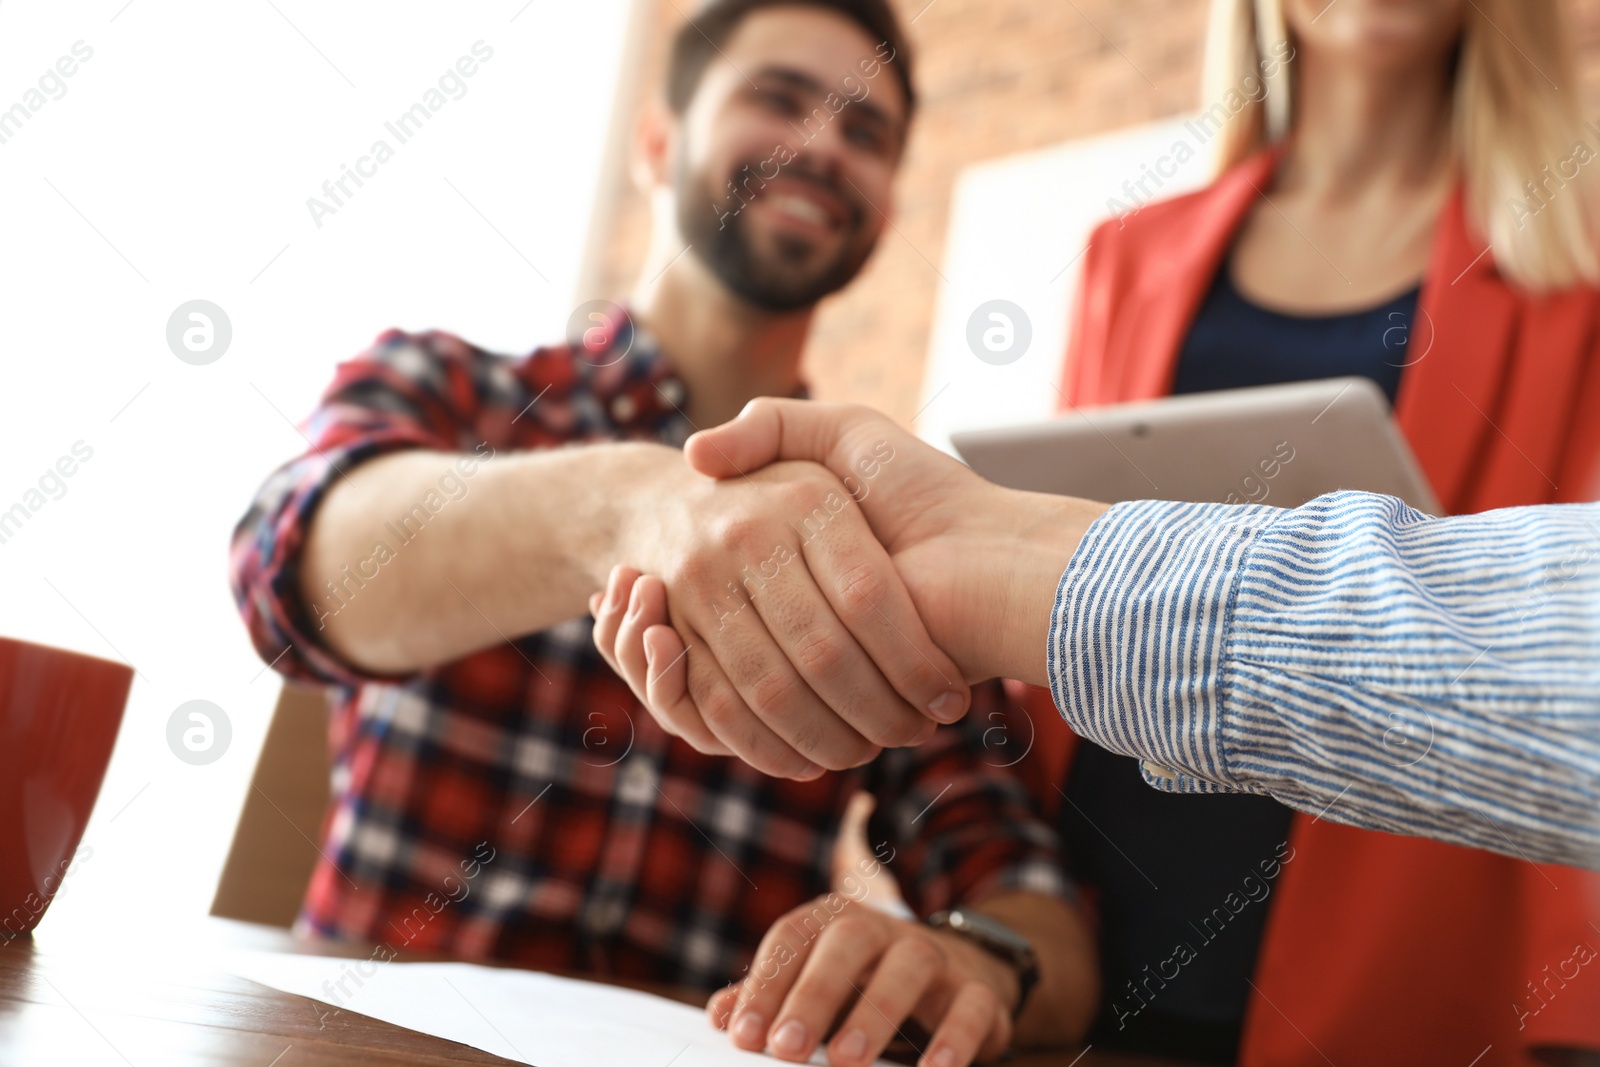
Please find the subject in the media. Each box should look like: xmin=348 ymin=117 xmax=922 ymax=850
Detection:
xmin=581 ymin=0 xmax=1600 ymax=428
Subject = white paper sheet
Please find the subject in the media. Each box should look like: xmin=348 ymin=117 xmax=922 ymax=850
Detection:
xmin=225 ymin=949 xmax=892 ymax=1067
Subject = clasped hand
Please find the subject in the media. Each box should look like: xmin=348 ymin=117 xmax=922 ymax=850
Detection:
xmin=593 ymin=399 xmax=1103 ymax=777
xmin=591 ymin=440 xmax=973 ymax=779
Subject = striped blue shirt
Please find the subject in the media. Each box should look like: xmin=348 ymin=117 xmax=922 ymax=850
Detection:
xmin=1048 ymin=491 xmax=1600 ymax=872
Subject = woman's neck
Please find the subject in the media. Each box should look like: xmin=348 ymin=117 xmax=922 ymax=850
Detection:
xmin=1278 ymin=47 xmax=1456 ymax=200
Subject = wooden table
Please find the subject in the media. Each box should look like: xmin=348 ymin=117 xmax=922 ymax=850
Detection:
xmin=0 ymin=917 xmax=1197 ymax=1066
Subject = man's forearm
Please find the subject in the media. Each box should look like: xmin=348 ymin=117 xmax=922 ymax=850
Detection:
xmin=301 ymin=441 xmax=676 ymax=673
xmin=969 ymin=890 xmax=1098 ymax=1046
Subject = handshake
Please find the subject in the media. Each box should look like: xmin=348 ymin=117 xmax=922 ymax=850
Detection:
xmin=588 ymin=398 xmax=1109 ymax=778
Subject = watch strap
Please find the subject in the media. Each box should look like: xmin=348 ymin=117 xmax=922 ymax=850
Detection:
xmin=926 ymin=908 xmax=1039 ymax=1020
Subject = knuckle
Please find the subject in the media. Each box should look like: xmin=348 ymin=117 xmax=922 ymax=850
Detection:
xmin=666 ymin=553 xmax=712 ymax=595
xmin=698 ymin=690 xmax=742 ymax=732
xmin=967 ymin=978 xmax=1000 ymax=1011
xmin=777 ymin=477 xmax=821 ymax=508
xmin=868 ymin=709 xmax=931 ymax=750
xmin=782 ymin=900 xmax=826 ymax=933
xmin=784 ymin=755 xmax=821 ymax=778
xmin=793 ymin=628 xmax=849 ymax=678
xmin=826 ymin=914 xmax=871 ymax=942
xmin=830 ymin=914 xmax=889 ymax=955
xmin=748 ymin=668 xmax=803 ymax=718
xmin=900 ymin=933 xmax=947 ymax=972
xmin=789 ymin=720 xmax=832 ymax=764
xmin=710 ymin=512 xmax=769 ymax=558
xmin=833 ymin=561 xmax=891 ymax=621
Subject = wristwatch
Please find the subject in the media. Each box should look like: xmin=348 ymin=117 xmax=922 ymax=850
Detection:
xmin=926 ymin=908 xmax=1039 ymax=1018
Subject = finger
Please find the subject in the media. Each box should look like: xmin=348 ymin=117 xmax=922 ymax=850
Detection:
xmin=707 ymin=985 xmax=738 ymax=1030
xmin=728 ymin=904 xmax=828 ymax=1051
xmin=831 ymin=791 xmax=876 ymax=892
xmin=918 ymin=982 xmax=1010 ymax=1067
xmin=636 ymin=607 xmax=736 ymax=758
xmin=643 ymin=625 xmax=692 ymax=716
xmin=797 ymin=507 xmax=970 ymax=727
xmin=825 ymin=936 xmax=943 ymax=1067
xmin=590 ymin=564 xmax=640 ymax=679
xmin=676 ymin=615 xmax=826 ymax=779
xmin=617 ymin=579 xmax=729 ymax=755
xmin=616 ymin=575 xmax=662 ymax=695
xmin=703 ymin=574 xmax=883 ymax=771
xmin=742 ymin=912 xmax=891 ymax=1060
xmin=686 ymin=399 xmax=877 ymax=481
xmin=831 ymin=793 xmax=908 ymax=912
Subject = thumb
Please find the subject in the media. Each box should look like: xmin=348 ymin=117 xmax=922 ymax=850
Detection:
xmin=830 ymin=792 xmax=908 ymax=914
xmin=685 ymin=398 xmax=885 ymax=481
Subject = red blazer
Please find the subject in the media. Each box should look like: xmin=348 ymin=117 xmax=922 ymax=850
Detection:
xmin=1013 ymin=148 xmax=1600 ymax=1065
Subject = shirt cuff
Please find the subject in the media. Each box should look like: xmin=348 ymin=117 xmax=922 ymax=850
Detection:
xmin=1046 ymin=499 xmax=1280 ymax=795
xmin=234 ymin=431 xmax=445 ymax=690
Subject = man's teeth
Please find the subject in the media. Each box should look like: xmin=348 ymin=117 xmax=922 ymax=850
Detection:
xmin=769 ymin=194 xmax=830 ymax=226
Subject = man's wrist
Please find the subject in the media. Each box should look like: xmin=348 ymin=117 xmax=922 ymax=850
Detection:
xmin=984 ymin=489 xmax=1109 ymax=687
xmin=926 ymin=907 xmax=1034 ymax=1016
xmin=572 ymin=441 xmax=687 ymax=588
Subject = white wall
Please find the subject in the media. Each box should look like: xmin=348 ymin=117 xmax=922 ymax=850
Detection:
xmin=916 ymin=115 xmax=1217 ymax=453
xmin=1 ymin=0 xmax=635 ymax=941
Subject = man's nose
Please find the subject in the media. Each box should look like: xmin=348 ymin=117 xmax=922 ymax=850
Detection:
xmin=787 ymin=121 xmax=849 ymax=184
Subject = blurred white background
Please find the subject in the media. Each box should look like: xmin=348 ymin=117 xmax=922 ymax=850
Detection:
xmin=0 ymin=0 xmax=635 ymax=939
xmin=917 ymin=117 xmax=1214 ymax=455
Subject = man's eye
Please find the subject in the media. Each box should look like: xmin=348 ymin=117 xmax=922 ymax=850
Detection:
xmin=846 ymin=125 xmax=887 ymax=152
xmin=758 ymin=89 xmax=800 ymax=115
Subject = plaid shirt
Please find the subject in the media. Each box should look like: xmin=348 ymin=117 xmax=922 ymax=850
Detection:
xmin=229 ymin=313 xmax=1069 ymax=990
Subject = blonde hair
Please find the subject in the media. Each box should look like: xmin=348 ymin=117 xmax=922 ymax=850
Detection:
xmin=1202 ymin=0 xmax=1600 ymax=291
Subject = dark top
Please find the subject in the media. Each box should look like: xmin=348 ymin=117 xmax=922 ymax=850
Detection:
xmin=1172 ymin=260 xmax=1418 ymax=403
xmin=1060 ymin=259 xmax=1421 ymax=1062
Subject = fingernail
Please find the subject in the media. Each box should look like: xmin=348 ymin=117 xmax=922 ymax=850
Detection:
xmin=771 ymin=1019 xmax=808 ymax=1057
xmin=797 ymin=762 xmax=825 ymax=781
xmin=834 ymin=1028 xmax=868 ymax=1061
xmin=924 ymin=1047 xmax=957 ymax=1067
xmin=732 ymin=1011 xmax=765 ymax=1046
xmin=928 ymin=691 xmax=965 ymax=723
xmin=645 ymin=641 xmax=656 ymax=666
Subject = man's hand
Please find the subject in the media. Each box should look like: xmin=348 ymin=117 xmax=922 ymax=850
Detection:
xmin=593 ymin=401 xmax=1109 ymax=771
xmin=704 ymin=896 xmax=1019 ymax=1067
xmin=601 ymin=451 xmax=970 ymax=778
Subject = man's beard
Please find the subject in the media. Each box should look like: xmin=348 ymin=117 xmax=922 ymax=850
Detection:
xmin=677 ymin=155 xmax=876 ymax=313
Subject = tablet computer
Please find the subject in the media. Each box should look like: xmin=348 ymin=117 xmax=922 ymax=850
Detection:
xmin=949 ymin=376 xmax=1443 ymax=515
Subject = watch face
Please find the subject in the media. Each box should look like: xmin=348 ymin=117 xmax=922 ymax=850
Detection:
xmin=949 ymin=909 xmax=1033 ymax=955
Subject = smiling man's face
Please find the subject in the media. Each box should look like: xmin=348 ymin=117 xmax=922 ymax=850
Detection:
xmin=672 ymin=5 xmax=909 ymax=312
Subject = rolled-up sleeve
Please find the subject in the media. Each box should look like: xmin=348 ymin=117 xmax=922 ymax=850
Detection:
xmin=228 ymin=329 xmax=492 ymax=688
xmin=865 ymin=681 xmax=1073 ymax=915
xmin=1049 ymin=491 xmax=1600 ymax=870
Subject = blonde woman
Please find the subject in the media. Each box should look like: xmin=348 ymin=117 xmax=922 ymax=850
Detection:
xmin=1021 ymin=0 xmax=1600 ymax=1063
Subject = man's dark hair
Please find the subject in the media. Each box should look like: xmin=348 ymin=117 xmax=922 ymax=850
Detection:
xmin=665 ymin=0 xmax=916 ymax=119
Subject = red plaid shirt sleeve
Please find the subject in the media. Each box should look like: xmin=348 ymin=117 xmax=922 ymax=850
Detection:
xmin=866 ymin=680 xmax=1073 ymax=914
xmin=229 ymin=329 xmax=518 ymax=688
